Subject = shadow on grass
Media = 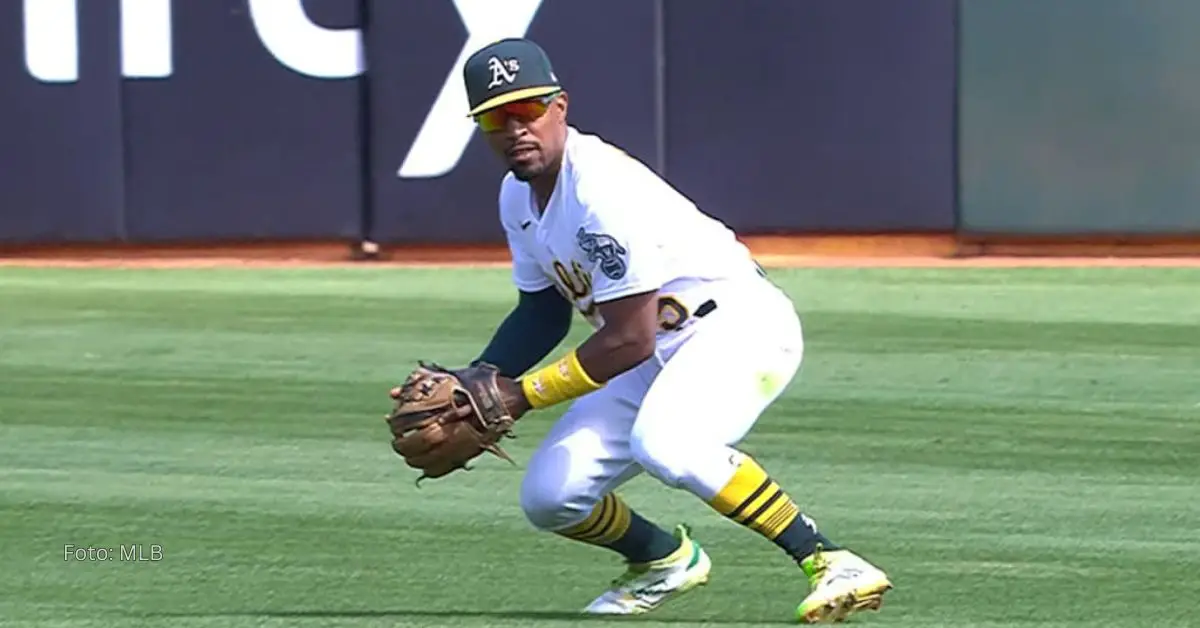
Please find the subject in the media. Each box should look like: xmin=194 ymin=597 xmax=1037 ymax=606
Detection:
xmin=140 ymin=608 xmax=784 ymax=624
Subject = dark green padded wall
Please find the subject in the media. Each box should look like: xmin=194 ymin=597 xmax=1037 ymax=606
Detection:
xmin=959 ymin=0 xmax=1200 ymax=234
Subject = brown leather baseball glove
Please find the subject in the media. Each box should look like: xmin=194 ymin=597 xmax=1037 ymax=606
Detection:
xmin=385 ymin=361 xmax=524 ymax=485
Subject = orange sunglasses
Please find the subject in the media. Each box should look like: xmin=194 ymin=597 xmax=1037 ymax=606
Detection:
xmin=474 ymin=91 xmax=560 ymax=133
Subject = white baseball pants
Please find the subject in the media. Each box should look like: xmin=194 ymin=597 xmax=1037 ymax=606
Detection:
xmin=519 ymin=279 xmax=805 ymax=531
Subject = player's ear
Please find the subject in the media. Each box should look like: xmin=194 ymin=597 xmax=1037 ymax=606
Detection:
xmin=554 ymin=90 xmax=569 ymax=117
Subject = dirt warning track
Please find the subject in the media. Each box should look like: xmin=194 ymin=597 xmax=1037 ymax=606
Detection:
xmin=1 ymin=235 xmax=1198 ymax=269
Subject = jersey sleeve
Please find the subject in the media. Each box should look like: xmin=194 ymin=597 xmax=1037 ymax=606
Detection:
xmin=575 ymin=194 xmax=667 ymax=303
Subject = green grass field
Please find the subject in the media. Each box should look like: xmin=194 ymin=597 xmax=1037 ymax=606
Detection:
xmin=1 ymin=265 xmax=1197 ymax=627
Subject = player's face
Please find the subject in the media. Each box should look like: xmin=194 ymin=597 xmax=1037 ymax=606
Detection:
xmin=475 ymin=91 xmax=568 ymax=182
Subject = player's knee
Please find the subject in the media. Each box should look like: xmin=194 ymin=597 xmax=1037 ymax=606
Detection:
xmin=630 ymin=429 xmax=692 ymax=489
xmin=518 ymin=467 xmax=591 ymax=531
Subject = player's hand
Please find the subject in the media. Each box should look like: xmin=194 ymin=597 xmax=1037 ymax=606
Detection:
xmin=391 ymin=370 xmax=531 ymax=420
xmin=497 ymin=376 xmax=532 ymax=420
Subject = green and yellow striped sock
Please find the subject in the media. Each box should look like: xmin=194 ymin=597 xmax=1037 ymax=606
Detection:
xmin=708 ymin=454 xmax=838 ymax=563
xmin=556 ymin=493 xmax=681 ymax=564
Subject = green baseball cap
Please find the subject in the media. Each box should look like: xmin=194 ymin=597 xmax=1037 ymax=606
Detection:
xmin=463 ymin=38 xmax=562 ymax=117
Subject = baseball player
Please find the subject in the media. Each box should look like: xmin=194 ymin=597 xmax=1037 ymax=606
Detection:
xmin=421 ymin=38 xmax=892 ymax=623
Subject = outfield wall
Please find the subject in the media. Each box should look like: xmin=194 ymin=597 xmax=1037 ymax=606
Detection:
xmin=2 ymin=0 xmax=1198 ymax=248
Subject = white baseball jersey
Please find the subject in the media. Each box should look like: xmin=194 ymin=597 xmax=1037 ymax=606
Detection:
xmin=499 ymin=127 xmax=766 ymax=331
xmin=499 ymin=131 xmax=807 ymax=539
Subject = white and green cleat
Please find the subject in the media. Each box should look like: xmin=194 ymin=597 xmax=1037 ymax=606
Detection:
xmin=581 ymin=524 xmax=712 ymax=615
xmin=795 ymin=546 xmax=893 ymax=623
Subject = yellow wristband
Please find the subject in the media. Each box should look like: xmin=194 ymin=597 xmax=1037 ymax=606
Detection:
xmin=520 ymin=349 xmax=603 ymax=409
